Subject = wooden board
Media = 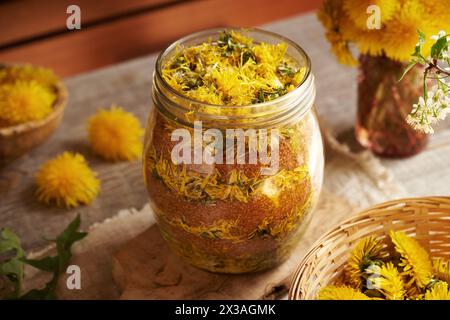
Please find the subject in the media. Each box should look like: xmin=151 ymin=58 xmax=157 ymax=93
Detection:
xmin=0 ymin=0 xmax=178 ymax=47
xmin=0 ymin=0 xmax=322 ymax=77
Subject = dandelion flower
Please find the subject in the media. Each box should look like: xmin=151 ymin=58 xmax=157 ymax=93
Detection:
xmin=421 ymin=0 xmax=450 ymax=34
xmin=366 ymin=262 xmax=405 ymax=300
xmin=0 ymin=81 xmax=55 ymax=125
xmin=390 ymin=231 xmax=432 ymax=289
xmin=343 ymin=0 xmax=398 ymax=30
xmin=424 ymin=281 xmax=450 ymax=300
xmin=317 ymin=0 xmax=358 ymax=66
xmin=345 ymin=236 xmax=385 ymax=288
xmin=325 ymin=31 xmax=358 ymax=66
xmin=88 ymin=106 xmax=144 ymax=161
xmin=340 ymin=16 xmax=384 ymax=57
xmin=0 ymin=64 xmax=59 ymax=88
xmin=380 ymin=0 xmax=434 ymax=62
xmin=318 ymin=285 xmax=371 ymax=300
xmin=36 ymin=152 xmax=100 ymax=208
xmin=433 ymin=258 xmax=450 ymax=284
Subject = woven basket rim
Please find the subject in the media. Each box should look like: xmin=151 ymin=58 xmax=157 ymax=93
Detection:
xmin=288 ymin=196 xmax=450 ymax=300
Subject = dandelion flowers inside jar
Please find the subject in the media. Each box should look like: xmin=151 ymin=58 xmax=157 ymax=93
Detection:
xmin=143 ymin=29 xmax=324 ymax=273
xmin=0 ymin=64 xmax=67 ymax=163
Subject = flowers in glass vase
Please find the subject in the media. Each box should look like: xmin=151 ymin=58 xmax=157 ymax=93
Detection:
xmin=317 ymin=0 xmax=450 ymax=65
xmin=317 ymin=0 xmax=450 ymax=157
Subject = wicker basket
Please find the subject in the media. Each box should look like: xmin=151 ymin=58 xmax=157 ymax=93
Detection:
xmin=289 ymin=196 xmax=450 ymax=300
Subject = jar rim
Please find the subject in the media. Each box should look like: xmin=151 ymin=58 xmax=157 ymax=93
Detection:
xmin=154 ymin=27 xmax=312 ymax=109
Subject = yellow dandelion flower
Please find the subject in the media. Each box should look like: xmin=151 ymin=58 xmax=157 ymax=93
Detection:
xmin=390 ymin=230 xmax=432 ymax=289
xmin=420 ymin=0 xmax=450 ymax=33
xmin=88 ymin=106 xmax=144 ymax=161
xmin=381 ymin=24 xmax=420 ymax=62
xmin=317 ymin=0 xmax=358 ymax=66
xmin=340 ymin=0 xmax=428 ymax=61
xmin=318 ymin=285 xmax=371 ymax=300
xmin=36 ymin=152 xmax=100 ymax=208
xmin=346 ymin=236 xmax=385 ymax=288
xmin=417 ymin=0 xmax=450 ymax=60
xmin=379 ymin=0 xmax=435 ymax=62
xmin=343 ymin=0 xmax=399 ymax=30
xmin=253 ymin=42 xmax=288 ymax=66
xmin=0 ymin=80 xmax=56 ymax=125
xmin=433 ymin=258 xmax=450 ymax=284
xmin=340 ymin=16 xmax=385 ymax=57
xmin=229 ymin=30 xmax=253 ymax=47
xmin=424 ymin=281 xmax=450 ymax=300
xmin=366 ymin=262 xmax=405 ymax=300
xmin=0 ymin=64 xmax=59 ymax=88
xmin=325 ymin=31 xmax=359 ymax=66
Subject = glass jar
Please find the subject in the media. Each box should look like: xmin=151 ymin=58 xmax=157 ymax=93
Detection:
xmin=144 ymin=29 xmax=323 ymax=273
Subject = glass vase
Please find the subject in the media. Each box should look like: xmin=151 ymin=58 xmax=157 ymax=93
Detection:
xmin=355 ymin=54 xmax=428 ymax=157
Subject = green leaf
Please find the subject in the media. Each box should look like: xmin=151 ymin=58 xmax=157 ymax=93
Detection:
xmin=20 ymin=214 xmax=87 ymax=300
xmin=0 ymin=228 xmax=25 ymax=298
xmin=241 ymin=49 xmax=255 ymax=65
xmin=413 ymin=30 xmax=426 ymax=55
xmin=277 ymin=64 xmax=296 ymax=76
xmin=398 ymin=60 xmax=418 ymax=82
xmin=19 ymin=282 xmax=57 ymax=300
xmin=55 ymin=215 xmax=87 ymax=271
xmin=218 ymin=30 xmax=248 ymax=55
xmin=1 ymin=215 xmax=87 ymax=300
xmin=0 ymin=229 xmax=23 ymax=254
xmin=22 ymin=256 xmax=58 ymax=273
xmin=418 ymin=30 xmax=426 ymax=46
xmin=431 ymin=36 xmax=449 ymax=59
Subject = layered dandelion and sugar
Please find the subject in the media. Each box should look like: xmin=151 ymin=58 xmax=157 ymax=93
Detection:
xmin=144 ymin=29 xmax=324 ymax=273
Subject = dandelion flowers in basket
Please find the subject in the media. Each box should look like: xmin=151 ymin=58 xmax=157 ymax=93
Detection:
xmin=0 ymin=64 xmax=67 ymax=162
xmin=0 ymin=65 xmax=59 ymax=125
xmin=318 ymin=231 xmax=450 ymax=300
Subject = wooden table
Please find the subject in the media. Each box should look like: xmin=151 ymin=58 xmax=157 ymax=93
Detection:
xmin=1 ymin=12 xmax=449 ymax=253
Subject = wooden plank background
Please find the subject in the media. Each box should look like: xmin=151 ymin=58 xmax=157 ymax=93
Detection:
xmin=0 ymin=0 xmax=323 ymax=77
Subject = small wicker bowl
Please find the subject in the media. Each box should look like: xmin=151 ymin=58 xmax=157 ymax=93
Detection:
xmin=0 ymin=81 xmax=67 ymax=164
xmin=289 ymin=196 xmax=450 ymax=300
